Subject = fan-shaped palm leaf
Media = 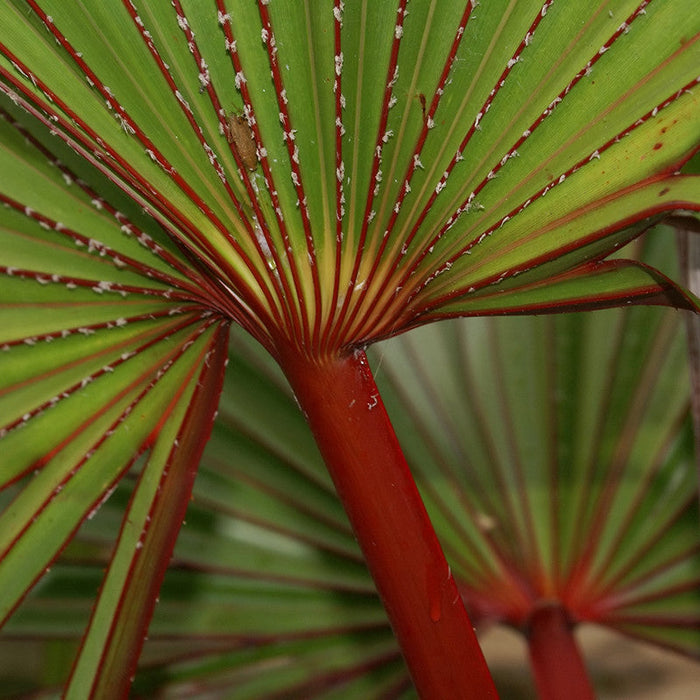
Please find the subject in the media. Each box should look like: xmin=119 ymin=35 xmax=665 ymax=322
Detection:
xmin=1 ymin=1 xmax=698 ymax=695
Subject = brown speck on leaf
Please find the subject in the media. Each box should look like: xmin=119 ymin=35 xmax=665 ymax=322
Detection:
xmin=225 ymin=113 xmax=257 ymax=171
xmin=418 ymin=93 xmax=427 ymax=122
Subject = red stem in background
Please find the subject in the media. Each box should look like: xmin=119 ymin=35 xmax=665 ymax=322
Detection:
xmin=279 ymin=347 xmax=497 ymax=698
xmin=527 ymin=604 xmax=595 ymax=700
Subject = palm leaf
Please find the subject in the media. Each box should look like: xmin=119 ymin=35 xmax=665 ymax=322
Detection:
xmin=1 ymin=1 xmax=699 ymax=694
xmin=1 ymin=1 xmax=698 ymax=350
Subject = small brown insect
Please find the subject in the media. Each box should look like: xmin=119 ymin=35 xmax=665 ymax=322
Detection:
xmin=418 ymin=93 xmax=427 ymax=123
xmin=225 ymin=113 xmax=257 ymax=171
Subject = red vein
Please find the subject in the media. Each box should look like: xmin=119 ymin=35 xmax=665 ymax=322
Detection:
xmin=321 ymin=0 xmax=347 ymax=355
xmin=582 ymin=478 xmax=695 ymax=608
xmin=196 ymin=463 xmax=358 ymax=554
xmin=82 ymin=323 xmax=229 ymax=697
xmin=487 ymin=322 xmax=547 ymax=586
xmin=0 ymin=64 xmax=278 ymax=336
xmin=545 ymin=318 xmax=563 ymax=591
xmin=591 ymin=541 xmax=700 ymax=619
xmin=342 ymin=0 xmax=476 ymax=343
xmin=378 ymin=336 xmax=535 ymax=601
xmin=0 ymin=320 xmax=226 ymax=630
xmin=433 ymin=0 xmax=655 ymax=263
xmin=0 ymin=108 xmax=215 ymax=294
xmin=0 ymin=316 xmax=220 ymax=547
xmin=562 ymin=317 xmax=682 ymax=606
xmin=581 ymin=373 xmax=686 ymax=591
xmin=6 ymin=102 xmax=276 ymax=344
xmin=22 ymin=4 xmax=235 ymax=262
xmin=0 ymin=310 xmax=199 ymax=379
xmin=405 ymin=32 xmax=698 ymax=317
xmin=590 ymin=561 xmax=700 ymax=619
xmin=122 ymin=2 xmax=268 ymax=274
xmin=0 ymin=264 xmax=197 ymax=308
xmin=0 ymin=196 xmax=217 ymax=304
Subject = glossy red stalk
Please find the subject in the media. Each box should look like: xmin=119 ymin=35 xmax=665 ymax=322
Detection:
xmin=527 ymin=604 xmax=595 ymax=700
xmin=279 ymin=347 xmax=497 ymax=698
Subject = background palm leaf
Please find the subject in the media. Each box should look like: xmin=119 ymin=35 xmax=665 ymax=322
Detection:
xmin=378 ymin=232 xmax=700 ymax=653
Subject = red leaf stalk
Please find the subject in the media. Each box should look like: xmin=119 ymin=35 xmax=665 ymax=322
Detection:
xmin=279 ymin=347 xmax=497 ymax=698
xmin=527 ymin=603 xmax=595 ymax=700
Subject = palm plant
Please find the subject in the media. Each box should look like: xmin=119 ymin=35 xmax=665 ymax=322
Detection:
xmin=1 ymin=1 xmax=698 ymax=696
